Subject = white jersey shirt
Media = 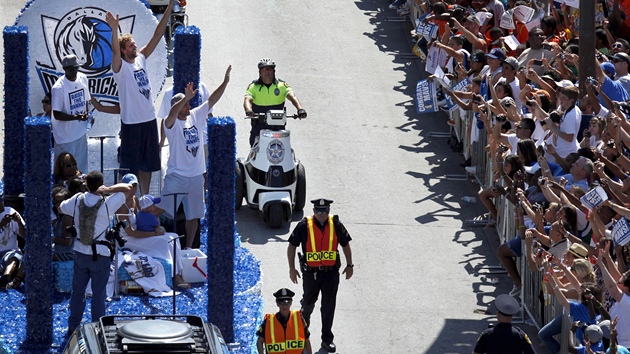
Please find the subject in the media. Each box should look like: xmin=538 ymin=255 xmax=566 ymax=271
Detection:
xmin=51 ymin=73 xmax=90 ymax=144
xmin=164 ymin=101 xmax=210 ymax=177
xmin=113 ymin=54 xmax=156 ymax=124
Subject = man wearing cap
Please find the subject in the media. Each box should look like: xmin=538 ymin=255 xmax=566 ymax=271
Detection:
xmin=160 ymin=70 xmax=230 ymax=250
xmin=256 ymin=288 xmax=312 ymax=354
xmin=486 ymin=48 xmax=505 ymax=87
xmin=106 ymin=3 xmax=174 ymax=195
xmin=501 ymin=57 xmax=523 ymax=112
xmin=612 ymin=52 xmax=630 ymax=95
xmin=595 ymin=57 xmax=630 ymax=106
xmin=287 ymin=198 xmax=354 ymax=353
xmin=451 ymin=16 xmax=487 ymax=53
xmin=0 ymin=191 xmax=25 ymax=289
xmin=473 ymin=294 xmax=535 ymax=354
xmin=51 ymin=54 xmax=91 ymax=174
xmin=244 ymin=58 xmax=307 ymax=146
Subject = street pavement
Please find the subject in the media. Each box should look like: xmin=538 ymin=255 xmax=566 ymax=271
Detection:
xmin=0 ymin=0 xmax=545 ymax=353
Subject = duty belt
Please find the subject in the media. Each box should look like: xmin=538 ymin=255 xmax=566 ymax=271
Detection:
xmin=305 ymin=265 xmax=335 ymax=272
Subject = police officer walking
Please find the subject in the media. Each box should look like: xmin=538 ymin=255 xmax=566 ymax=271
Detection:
xmin=59 ymin=171 xmax=131 ymax=335
xmin=243 ymin=58 xmax=307 ymax=146
xmin=287 ymin=198 xmax=354 ymax=353
xmin=256 ymin=288 xmax=312 ymax=354
xmin=473 ymin=294 xmax=536 ymax=354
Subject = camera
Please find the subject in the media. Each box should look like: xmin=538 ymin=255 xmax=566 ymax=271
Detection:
xmin=542 ymin=43 xmax=552 ymax=50
xmin=496 ymin=114 xmax=507 ymax=122
xmin=549 ymin=111 xmax=562 ymax=123
xmin=533 ymin=59 xmax=543 ymax=66
xmin=106 ymin=220 xmax=130 ymax=247
xmin=526 ymin=100 xmax=534 ymax=107
xmin=540 ymin=120 xmax=547 ymax=126
xmin=473 ymin=95 xmax=482 ymax=103
xmin=560 ymin=53 xmax=566 ymax=60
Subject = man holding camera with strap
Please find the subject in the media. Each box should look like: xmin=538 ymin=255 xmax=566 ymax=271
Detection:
xmin=59 ymin=171 xmax=132 ymax=335
xmin=287 ymin=198 xmax=354 ymax=353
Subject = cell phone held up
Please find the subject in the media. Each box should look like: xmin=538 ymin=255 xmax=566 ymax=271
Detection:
xmin=542 ymin=43 xmax=552 ymax=51
xmin=533 ymin=59 xmax=543 ymax=66
xmin=472 ymin=95 xmax=482 ymax=103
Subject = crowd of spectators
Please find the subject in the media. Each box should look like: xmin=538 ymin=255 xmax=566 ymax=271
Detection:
xmin=392 ymin=0 xmax=630 ymax=352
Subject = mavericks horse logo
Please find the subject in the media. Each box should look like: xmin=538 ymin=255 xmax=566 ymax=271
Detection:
xmin=52 ymin=8 xmax=114 ymax=76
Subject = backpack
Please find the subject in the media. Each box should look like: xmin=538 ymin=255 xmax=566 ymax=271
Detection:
xmin=76 ymin=194 xmax=107 ymax=246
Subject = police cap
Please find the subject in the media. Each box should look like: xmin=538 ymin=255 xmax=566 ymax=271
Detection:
xmin=273 ymin=288 xmax=295 ymax=302
xmin=311 ymin=198 xmax=333 ymax=210
xmin=495 ymin=294 xmax=519 ymax=316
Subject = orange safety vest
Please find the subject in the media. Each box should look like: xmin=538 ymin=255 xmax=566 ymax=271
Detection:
xmin=264 ymin=310 xmax=306 ymax=353
xmin=305 ymin=216 xmax=338 ymax=267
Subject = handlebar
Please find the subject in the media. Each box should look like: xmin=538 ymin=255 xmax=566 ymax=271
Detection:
xmin=244 ymin=112 xmax=301 ymax=120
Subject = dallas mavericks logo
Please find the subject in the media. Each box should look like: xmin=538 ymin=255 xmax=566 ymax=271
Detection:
xmin=267 ymin=139 xmax=285 ymax=164
xmin=53 ymin=9 xmax=112 ymax=76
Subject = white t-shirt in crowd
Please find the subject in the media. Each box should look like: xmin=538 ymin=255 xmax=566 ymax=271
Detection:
xmin=0 ymin=207 xmax=23 ymax=253
xmin=552 ymin=106 xmax=581 ymax=159
xmin=164 ymin=101 xmax=210 ymax=177
xmin=59 ymin=192 xmax=126 ymax=257
xmin=113 ymin=54 xmax=156 ymax=124
xmin=610 ymin=293 xmax=630 ymax=347
xmin=51 ymin=73 xmax=90 ymax=144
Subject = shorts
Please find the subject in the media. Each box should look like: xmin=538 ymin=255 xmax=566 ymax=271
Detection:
xmin=0 ymin=249 xmax=23 ymax=272
xmin=119 ymin=120 xmax=160 ymax=176
xmin=506 ymin=235 xmax=522 ymax=257
xmin=160 ymin=173 xmax=205 ymax=220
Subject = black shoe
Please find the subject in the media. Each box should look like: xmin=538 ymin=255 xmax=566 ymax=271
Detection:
xmin=460 ymin=157 xmax=471 ymax=167
xmin=321 ymin=341 xmax=336 ymax=352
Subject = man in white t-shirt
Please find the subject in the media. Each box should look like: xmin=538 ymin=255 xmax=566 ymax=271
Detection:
xmin=51 ymin=54 xmax=91 ymax=174
xmin=596 ymin=253 xmax=630 ymax=348
xmin=106 ymin=3 xmax=174 ymax=195
xmin=500 ymin=57 xmax=523 ymax=113
xmin=159 ymin=67 xmax=231 ymax=249
xmin=544 ymin=86 xmax=581 ymax=161
xmin=59 ymin=171 xmax=131 ymax=335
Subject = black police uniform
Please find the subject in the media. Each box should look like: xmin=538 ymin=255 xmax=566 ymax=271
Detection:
xmin=473 ymin=323 xmax=536 ymax=354
xmin=287 ymin=214 xmax=352 ymax=345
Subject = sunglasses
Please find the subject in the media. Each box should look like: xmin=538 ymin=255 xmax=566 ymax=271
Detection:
xmin=315 ymin=209 xmax=329 ymax=215
xmin=277 ymin=300 xmax=292 ymax=305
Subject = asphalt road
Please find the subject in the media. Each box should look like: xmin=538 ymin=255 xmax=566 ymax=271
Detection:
xmin=0 ymin=1 xmax=542 ymax=353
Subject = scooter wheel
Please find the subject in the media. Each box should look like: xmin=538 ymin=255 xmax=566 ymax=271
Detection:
xmin=235 ymin=162 xmax=245 ymax=210
xmin=268 ymin=204 xmax=284 ymax=229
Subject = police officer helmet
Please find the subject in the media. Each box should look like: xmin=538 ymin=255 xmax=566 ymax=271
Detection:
xmin=258 ymin=58 xmax=276 ymax=69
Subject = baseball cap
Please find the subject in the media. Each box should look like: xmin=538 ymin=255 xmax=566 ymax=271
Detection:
xmin=465 ymin=14 xmax=481 ymax=26
xmin=138 ymin=194 xmax=161 ymax=209
xmin=601 ymin=62 xmax=616 ymax=76
xmin=122 ymin=173 xmax=138 ymax=185
xmin=61 ymin=54 xmax=80 ymax=68
xmin=584 ymin=324 xmax=603 ymax=343
xmin=486 ymin=48 xmax=506 ymax=60
xmin=504 ymin=57 xmax=519 ymax=70
xmin=613 ymin=52 xmax=630 ymax=65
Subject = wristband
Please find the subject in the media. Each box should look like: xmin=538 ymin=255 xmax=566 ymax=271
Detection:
xmin=519 ymin=225 xmax=526 ymax=229
xmin=346 ymin=264 xmax=354 ymax=268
